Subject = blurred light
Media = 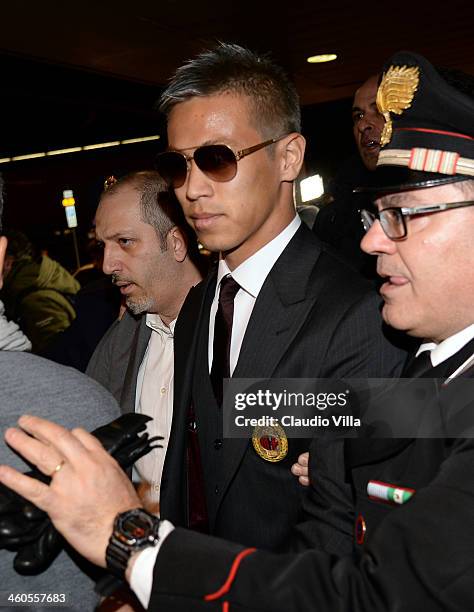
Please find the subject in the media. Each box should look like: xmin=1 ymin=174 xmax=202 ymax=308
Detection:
xmin=0 ymin=135 xmax=160 ymax=164
xmin=307 ymin=54 xmax=337 ymax=64
xmin=121 ymin=135 xmax=160 ymax=145
xmin=47 ymin=147 xmax=83 ymax=156
xmin=83 ymin=141 xmax=121 ymax=150
xmin=11 ymin=152 xmax=46 ymax=161
xmin=300 ymin=174 xmax=324 ymax=202
xmin=65 ymin=205 xmax=78 ymax=228
xmin=62 ymin=189 xmax=76 ymax=207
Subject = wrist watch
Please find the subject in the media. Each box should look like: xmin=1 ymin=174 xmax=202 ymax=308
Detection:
xmin=106 ymin=508 xmax=161 ymax=580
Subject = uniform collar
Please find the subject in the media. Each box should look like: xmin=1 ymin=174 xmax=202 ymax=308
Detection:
xmin=416 ymin=323 xmax=474 ymax=367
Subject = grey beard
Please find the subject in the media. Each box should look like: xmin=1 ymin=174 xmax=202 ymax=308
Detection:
xmin=125 ymin=295 xmax=155 ymax=315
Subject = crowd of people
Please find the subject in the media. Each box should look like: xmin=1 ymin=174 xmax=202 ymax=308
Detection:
xmin=0 ymin=43 xmax=473 ymax=611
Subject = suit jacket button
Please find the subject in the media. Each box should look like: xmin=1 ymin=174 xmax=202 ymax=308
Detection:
xmin=214 ymin=438 xmax=223 ymax=450
xmin=355 ymin=514 xmax=366 ymax=545
xmin=215 ymin=485 xmax=220 ymax=495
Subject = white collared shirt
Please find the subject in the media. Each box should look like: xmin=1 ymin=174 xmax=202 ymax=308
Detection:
xmin=415 ymin=323 xmax=474 ymax=378
xmin=208 ymin=215 xmax=301 ymax=373
xmin=134 ymin=314 xmax=176 ymax=504
xmin=131 ymin=216 xmax=302 ymax=607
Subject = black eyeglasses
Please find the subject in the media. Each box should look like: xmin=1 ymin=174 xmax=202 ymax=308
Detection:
xmin=155 ymin=135 xmax=288 ymax=188
xmin=360 ymin=200 xmax=474 ymax=240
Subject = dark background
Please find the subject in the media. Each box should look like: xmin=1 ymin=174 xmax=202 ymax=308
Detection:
xmin=1 ymin=0 xmax=472 ymax=269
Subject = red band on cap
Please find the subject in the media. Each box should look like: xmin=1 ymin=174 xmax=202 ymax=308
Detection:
xmin=396 ymin=127 xmax=474 ymax=141
xmin=437 ymin=151 xmax=445 ymax=173
xmin=204 ymin=548 xmax=257 ymax=601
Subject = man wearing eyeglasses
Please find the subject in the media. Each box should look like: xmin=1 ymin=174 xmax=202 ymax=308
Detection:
xmin=0 ymin=50 xmax=473 ymax=612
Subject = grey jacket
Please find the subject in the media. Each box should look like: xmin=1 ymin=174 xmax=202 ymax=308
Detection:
xmin=0 ymin=351 xmax=120 ymax=611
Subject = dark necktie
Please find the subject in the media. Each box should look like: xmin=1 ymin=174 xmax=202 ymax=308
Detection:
xmin=402 ymin=350 xmax=433 ymax=377
xmin=210 ymin=275 xmax=240 ymax=405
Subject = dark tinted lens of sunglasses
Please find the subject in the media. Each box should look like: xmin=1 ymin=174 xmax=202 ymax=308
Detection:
xmin=194 ymin=145 xmax=237 ymax=182
xmin=156 ymin=152 xmax=188 ymax=188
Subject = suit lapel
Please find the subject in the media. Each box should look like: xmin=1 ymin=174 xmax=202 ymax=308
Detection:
xmin=120 ymin=317 xmax=151 ymax=414
xmin=218 ymin=225 xmax=324 ymax=505
xmin=427 ymin=337 xmax=474 ymax=378
xmin=234 ymin=224 xmax=323 ymax=379
xmin=173 ymin=275 xmax=216 ymax=422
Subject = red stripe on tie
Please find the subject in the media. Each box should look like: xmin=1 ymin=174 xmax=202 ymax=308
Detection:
xmin=204 ymin=548 xmax=257 ymax=602
xmin=409 ymin=148 xmax=416 ymax=168
xmin=396 ymin=127 xmax=474 ymax=141
xmin=222 ymin=602 xmax=230 ymax=612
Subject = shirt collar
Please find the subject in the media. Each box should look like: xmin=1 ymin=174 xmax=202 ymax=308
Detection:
xmin=416 ymin=323 xmax=474 ymax=367
xmin=216 ymin=215 xmax=301 ymax=298
xmin=145 ymin=313 xmax=176 ymax=337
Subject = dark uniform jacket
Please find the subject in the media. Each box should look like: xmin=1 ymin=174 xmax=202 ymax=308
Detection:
xmin=148 ymin=339 xmax=474 ymax=611
xmin=159 ymin=224 xmax=406 ymax=551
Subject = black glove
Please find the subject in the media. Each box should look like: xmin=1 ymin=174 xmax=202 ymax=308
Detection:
xmin=0 ymin=413 xmax=162 ymax=575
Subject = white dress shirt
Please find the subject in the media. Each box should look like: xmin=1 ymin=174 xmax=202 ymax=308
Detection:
xmin=416 ymin=323 xmax=474 ymax=379
xmin=130 ymin=215 xmax=301 ymax=607
xmin=134 ymin=314 xmax=175 ymax=504
xmin=208 ymin=215 xmax=301 ymax=373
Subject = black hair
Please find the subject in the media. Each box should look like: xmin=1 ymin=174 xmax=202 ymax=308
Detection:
xmin=158 ymin=42 xmax=301 ymax=138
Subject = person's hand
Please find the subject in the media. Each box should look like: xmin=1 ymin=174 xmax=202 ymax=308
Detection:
xmin=0 ymin=415 xmax=141 ymax=568
xmin=291 ymin=451 xmax=310 ymax=486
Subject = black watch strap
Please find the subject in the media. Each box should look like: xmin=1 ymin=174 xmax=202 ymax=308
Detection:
xmin=106 ymin=508 xmax=160 ymax=580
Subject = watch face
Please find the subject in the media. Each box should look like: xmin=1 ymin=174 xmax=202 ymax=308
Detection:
xmin=117 ymin=509 xmax=157 ymax=546
xmin=123 ymin=518 xmax=147 ymax=539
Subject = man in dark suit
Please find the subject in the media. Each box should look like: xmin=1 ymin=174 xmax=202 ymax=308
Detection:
xmin=154 ymin=43 xmax=404 ymax=548
xmin=1 ymin=50 xmax=473 ymax=612
xmin=142 ymin=50 xmax=474 ymax=610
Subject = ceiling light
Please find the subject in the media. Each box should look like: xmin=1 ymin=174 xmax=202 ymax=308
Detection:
xmin=11 ymin=152 xmax=46 ymax=161
xmin=47 ymin=147 xmax=83 ymax=156
xmin=82 ymin=141 xmax=121 ymax=151
xmin=121 ymin=135 xmax=160 ymax=145
xmin=0 ymin=135 xmax=160 ymax=164
xmin=307 ymin=54 xmax=337 ymax=64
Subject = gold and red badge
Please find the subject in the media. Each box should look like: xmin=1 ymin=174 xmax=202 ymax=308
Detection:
xmin=252 ymin=423 xmax=288 ymax=462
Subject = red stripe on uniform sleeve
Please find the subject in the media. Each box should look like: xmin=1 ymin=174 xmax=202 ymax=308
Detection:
xmin=204 ymin=548 xmax=257 ymax=602
xmin=396 ymin=127 xmax=474 ymax=141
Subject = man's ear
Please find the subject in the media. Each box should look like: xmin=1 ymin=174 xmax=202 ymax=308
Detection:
xmin=280 ymin=133 xmax=306 ymax=182
xmin=0 ymin=236 xmax=8 ymax=289
xmin=168 ymin=226 xmax=188 ymax=263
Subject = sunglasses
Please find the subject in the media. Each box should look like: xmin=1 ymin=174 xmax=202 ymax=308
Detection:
xmin=155 ymin=135 xmax=288 ymax=188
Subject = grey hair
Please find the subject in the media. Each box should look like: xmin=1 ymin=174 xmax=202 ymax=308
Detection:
xmin=158 ymin=42 xmax=301 ymax=138
xmin=102 ymin=171 xmax=178 ymax=249
xmin=100 ymin=171 xmax=204 ymax=272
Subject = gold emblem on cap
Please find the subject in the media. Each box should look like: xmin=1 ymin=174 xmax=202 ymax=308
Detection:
xmin=377 ymin=65 xmax=420 ymax=147
xmin=252 ymin=423 xmax=288 ymax=462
